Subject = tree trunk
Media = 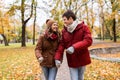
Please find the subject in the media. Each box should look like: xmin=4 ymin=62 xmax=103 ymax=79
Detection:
xmin=101 ymin=6 xmax=105 ymax=40
xmin=33 ymin=21 xmax=36 ymax=45
xmin=111 ymin=0 xmax=117 ymax=42
xmin=33 ymin=0 xmax=37 ymax=45
xmin=1 ymin=34 xmax=9 ymax=46
xmin=99 ymin=27 xmax=102 ymax=40
xmin=91 ymin=0 xmax=94 ymax=29
xmin=33 ymin=24 xmax=35 ymax=45
xmin=113 ymin=18 xmax=116 ymax=42
xmin=106 ymin=25 xmax=113 ymax=40
xmin=21 ymin=0 xmax=34 ymax=47
xmin=21 ymin=23 xmax=26 ymax=47
xmin=85 ymin=4 xmax=89 ymax=26
xmin=102 ymin=17 xmax=105 ymax=40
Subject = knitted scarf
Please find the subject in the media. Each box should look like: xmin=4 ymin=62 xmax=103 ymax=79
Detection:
xmin=67 ymin=20 xmax=79 ymax=33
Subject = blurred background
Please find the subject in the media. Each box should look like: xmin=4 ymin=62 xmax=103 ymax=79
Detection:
xmin=0 ymin=0 xmax=120 ymax=47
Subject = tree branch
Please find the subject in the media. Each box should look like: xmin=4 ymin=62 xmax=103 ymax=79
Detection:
xmin=25 ymin=0 xmax=34 ymax=23
xmin=75 ymin=0 xmax=90 ymax=15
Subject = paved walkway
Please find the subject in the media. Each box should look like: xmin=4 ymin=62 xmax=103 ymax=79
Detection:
xmin=56 ymin=54 xmax=70 ymax=80
xmin=90 ymin=54 xmax=120 ymax=63
xmin=91 ymin=39 xmax=120 ymax=62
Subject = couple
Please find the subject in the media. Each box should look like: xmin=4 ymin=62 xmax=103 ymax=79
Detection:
xmin=35 ymin=10 xmax=93 ymax=80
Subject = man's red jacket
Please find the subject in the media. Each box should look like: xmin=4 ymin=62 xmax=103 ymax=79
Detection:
xmin=55 ymin=22 xmax=93 ymax=68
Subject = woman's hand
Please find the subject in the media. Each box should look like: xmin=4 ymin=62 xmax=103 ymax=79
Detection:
xmin=38 ymin=57 xmax=44 ymax=63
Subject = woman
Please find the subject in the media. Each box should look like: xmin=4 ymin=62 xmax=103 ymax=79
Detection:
xmin=35 ymin=19 xmax=61 ymax=80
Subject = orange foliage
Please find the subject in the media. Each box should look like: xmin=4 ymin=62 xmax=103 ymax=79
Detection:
xmin=0 ymin=15 xmax=11 ymax=34
xmin=0 ymin=43 xmax=120 ymax=80
xmin=0 ymin=46 xmax=41 ymax=80
xmin=85 ymin=59 xmax=120 ymax=80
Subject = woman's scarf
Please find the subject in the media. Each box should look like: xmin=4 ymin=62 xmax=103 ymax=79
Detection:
xmin=44 ymin=29 xmax=59 ymax=40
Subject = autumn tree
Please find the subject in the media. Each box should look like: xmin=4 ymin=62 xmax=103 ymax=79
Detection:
xmin=0 ymin=15 xmax=9 ymax=46
xmin=109 ymin=0 xmax=120 ymax=42
xmin=33 ymin=0 xmax=37 ymax=45
xmin=99 ymin=0 xmax=105 ymax=40
xmin=21 ymin=0 xmax=34 ymax=47
xmin=100 ymin=0 xmax=120 ymax=41
xmin=0 ymin=4 xmax=10 ymax=46
xmin=44 ymin=0 xmax=91 ymax=30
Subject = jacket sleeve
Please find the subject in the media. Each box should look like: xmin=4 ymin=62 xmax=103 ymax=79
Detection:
xmin=35 ymin=35 xmax=43 ymax=59
xmin=73 ymin=25 xmax=93 ymax=50
xmin=55 ymin=32 xmax=65 ymax=61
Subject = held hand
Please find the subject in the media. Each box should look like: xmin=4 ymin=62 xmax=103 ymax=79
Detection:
xmin=38 ymin=57 xmax=44 ymax=63
xmin=66 ymin=46 xmax=74 ymax=54
xmin=55 ymin=60 xmax=61 ymax=68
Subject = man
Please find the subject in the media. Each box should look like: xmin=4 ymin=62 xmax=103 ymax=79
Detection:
xmin=55 ymin=10 xmax=93 ymax=80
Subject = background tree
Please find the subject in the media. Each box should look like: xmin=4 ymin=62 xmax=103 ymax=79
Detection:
xmin=99 ymin=0 xmax=105 ymax=40
xmin=0 ymin=1 xmax=9 ymax=46
xmin=110 ymin=0 xmax=120 ymax=42
xmin=0 ymin=0 xmax=120 ymax=45
xmin=47 ymin=0 xmax=91 ymax=30
xmin=21 ymin=0 xmax=34 ymax=47
xmin=33 ymin=0 xmax=37 ymax=45
xmin=0 ymin=13 xmax=10 ymax=46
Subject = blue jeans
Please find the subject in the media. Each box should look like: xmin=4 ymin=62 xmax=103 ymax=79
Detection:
xmin=42 ymin=67 xmax=58 ymax=80
xmin=69 ymin=66 xmax=86 ymax=80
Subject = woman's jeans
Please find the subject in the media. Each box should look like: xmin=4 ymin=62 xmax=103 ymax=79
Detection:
xmin=69 ymin=66 xmax=86 ymax=80
xmin=42 ymin=66 xmax=58 ymax=80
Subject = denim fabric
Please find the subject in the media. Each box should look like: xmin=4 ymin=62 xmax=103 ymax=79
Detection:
xmin=42 ymin=67 xmax=58 ymax=80
xmin=69 ymin=66 xmax=86 ymax=80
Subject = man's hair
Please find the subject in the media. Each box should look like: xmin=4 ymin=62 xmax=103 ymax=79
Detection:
xmin=62 ymin=10 xmax=76 ymax=21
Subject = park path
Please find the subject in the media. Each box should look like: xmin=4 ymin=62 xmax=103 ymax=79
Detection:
xmin=40 ymin=39 xmax=120 ymax=80
xmin=40 ymin=52 xmax=70 ymax=80
xmin=56 ymin=54 xmax=70 ymax=80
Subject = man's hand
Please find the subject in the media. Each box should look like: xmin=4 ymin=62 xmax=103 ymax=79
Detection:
xmin=55 ymin=60 xmax=61 ymax=68
xmin=66 ymin=46 xmax=74 ymax=54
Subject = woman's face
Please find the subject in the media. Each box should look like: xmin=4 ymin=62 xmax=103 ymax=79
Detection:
xmin=51 ymin=22 xmax=58 ymax=32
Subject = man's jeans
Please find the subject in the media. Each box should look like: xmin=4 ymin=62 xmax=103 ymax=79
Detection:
xmin=69 ymin=66 xmax=86 ymax=80
xmin=42 ymin=67 xmax=58 ymax=80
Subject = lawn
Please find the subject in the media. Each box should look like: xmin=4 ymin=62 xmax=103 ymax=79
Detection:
xmin=0 ymin=43 xmax=120 ymax=80
xmin=0 ymin=43 xmax=41 ymax=80
xmin=85 ymin=59 xmax=120 ymax=80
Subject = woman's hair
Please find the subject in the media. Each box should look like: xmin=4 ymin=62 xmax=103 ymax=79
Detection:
xmin=62 ymin=10 xmax=76 ymax=21
xmin=46 ymin=19 xmax=50 ymax=24
xmin=46 ymin=19 xmax=56 ymax=28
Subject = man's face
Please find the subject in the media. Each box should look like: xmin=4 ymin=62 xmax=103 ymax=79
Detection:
xmin=62 ymin=16 xmax=73 ymax=27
